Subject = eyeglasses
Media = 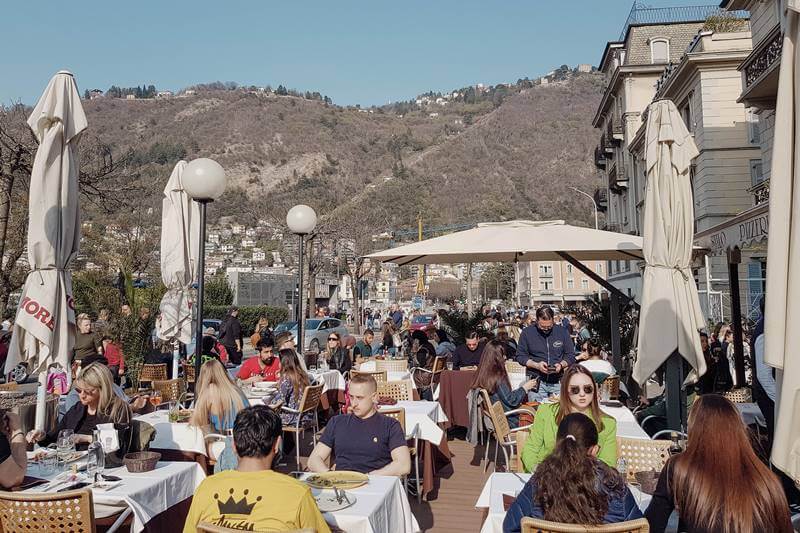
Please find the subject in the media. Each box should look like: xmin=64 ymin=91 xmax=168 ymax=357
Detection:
xmin=568 ymin=385 xmax=594 ymax=395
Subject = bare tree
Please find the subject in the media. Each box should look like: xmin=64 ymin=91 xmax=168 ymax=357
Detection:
xmin=0 ymin=103 xmax=140 ymax=313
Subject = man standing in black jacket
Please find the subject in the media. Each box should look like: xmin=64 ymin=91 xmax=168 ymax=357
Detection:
xmin=516 ymin=306 xmax=575 ymax=401
xmin=220 ymin=306 xmax=243 ymax=365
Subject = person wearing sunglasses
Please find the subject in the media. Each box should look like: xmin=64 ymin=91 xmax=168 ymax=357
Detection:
xmin=521 ymin=364 xmax=617 ymax=472
xmin=322 ymin=333 xmax=352 ymax=373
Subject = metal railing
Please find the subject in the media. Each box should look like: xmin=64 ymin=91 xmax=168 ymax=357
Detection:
xmin=618 ymin=3 xmax=745 ymax=41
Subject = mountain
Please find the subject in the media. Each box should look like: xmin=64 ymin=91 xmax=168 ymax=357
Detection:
xmin=81 ymin=69 xmax=605 ymax=232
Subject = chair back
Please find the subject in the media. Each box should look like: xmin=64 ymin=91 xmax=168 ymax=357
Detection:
xmin=488 ymin=400 xmax=512 ymax=443
xmin=377 ymin=380 xmax=413 ymax=402
xmin=515 ymin=430 xmax=529 ymax=473
xmin=0 ymin=489 xmax=95 ymax=533
xmin=376 ymin=359 xmax=408 ymax=372
xmin=183 ymin=363 xmax=196 ymax=383
xmin=0 ymin=382 xmax=18 ymax=391
xmin=723 ymin=387 xmax=753 ymax=403
xmin=616 ymin=436 xmax=671 ymax=482
xmin=152 ymin=378 xmax=187 ymax=403
xmin=198 ymin=523 xmax=314 ymax=533
xmin=298 ymin=384 xmax=325 ymax=413
xmin=351 ymin=370 xmax=388 ymax=384
xmin=380 ymin=407 xmax=406 ymax=434
xmin=505 ymin=360 xmax=526 ymax=375
xmin=139 ymin=363 xmax=168 ymax=384
xmin=431 ymin=356 xmax=446 ymax=374
xmin=601 ymin=375 xmax=620 ymax=400
xmin=520 ymin=517 xmax=650 ymax=532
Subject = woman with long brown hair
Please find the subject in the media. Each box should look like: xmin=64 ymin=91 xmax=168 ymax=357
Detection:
xmin=645 ymin=394 xmax=792 ymax=533
xmin=504 ymin=413 xmax=642 ymax=531
xmin=269 ymin=348 xmax=311 ymax=426
xmin=470 ymin=340 xmax=538 ymax=426
xmin=521 ymin=364 xmax=617 ymax=471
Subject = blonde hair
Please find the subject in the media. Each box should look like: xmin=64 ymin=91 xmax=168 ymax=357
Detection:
xmin=74 ymin=363 xmax=131 ymax=424
xmin=190 ymin=359 xmax=246 ymax=430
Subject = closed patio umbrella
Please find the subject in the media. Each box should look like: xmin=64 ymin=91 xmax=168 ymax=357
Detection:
xmin=4 ymin=71 xmax=86 ymax=429
xmin=765 ymin=1 xmax=800 ymax=481
xmin=633 ymin=100 xmax=705 ymax=428
xmin=156 ymin=161 xmax=199 ymax=378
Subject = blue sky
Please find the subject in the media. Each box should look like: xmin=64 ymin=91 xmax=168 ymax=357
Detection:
xmin=2 ymin=0 xmax=717 ymax=106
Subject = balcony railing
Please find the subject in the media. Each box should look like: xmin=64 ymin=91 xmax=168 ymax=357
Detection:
xmin=618 ymin=4 xmax=747 ymax=41
xmin=601 ymin=133 xmax=614 ymax=154
xmin=749 ymin=179 xmax=770 ymax=206
xmin=594 ymin=146 xmax=607 ymax=169
xmin=594 ymin=188 xmax=608 ymax=212
xmin=607 ymin=119 xmax=623 ymax=143
xmin=743 ymin=25 xmax=782 ymax=89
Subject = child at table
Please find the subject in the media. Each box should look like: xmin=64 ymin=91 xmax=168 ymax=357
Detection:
xmin=503 ymin=413 xmax=641 ymax=532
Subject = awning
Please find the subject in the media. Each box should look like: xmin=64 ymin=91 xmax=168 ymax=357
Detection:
xmin=693 ymin=203 xmax=769 ymax=255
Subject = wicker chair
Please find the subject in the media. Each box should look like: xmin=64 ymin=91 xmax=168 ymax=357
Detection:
xmin=616 ymin=436 xmax=671 ymax=482
xmin=281 ymin=384 xmax=324 ymax=469
xmin=411 ymin=355 xmax=446 ymax=397
xmin=481 ymin=390 xmax=535 ymax=472
xmin=138 ymin=363 xmax=168 ymax=389
xmin=375 ymin=359 xmax=408 ymax=372
xmin=520 ymin=517 xmax=650 ymax=532
xmin=198 ymin=523 xmax=314 ymax=533
xmin=0 ymin=488 xmax=96 ymax=533
xmin=350 ymin=370 xmax=388 ymax=384
xmin=377 ymin=380 xmax=414 ymax=402
xmin=724 ymin=387 xmax=753 ymax=403
xmin=515 ymin=430 xmax=529 ymax=473
xmin=0 ymin=382 xmax=18 ymax=391
xmin=505 ymin=360 xmax=526 ymax=375
xmin=152 ymin=378 xmax=187 ymax=405
xmin=601 ymin=375 xmax=620 ymax=400
xmin=380 ymin=407 xmax=421 ymax=502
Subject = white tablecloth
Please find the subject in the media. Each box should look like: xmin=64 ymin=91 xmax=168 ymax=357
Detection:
xmin=378 ymin=400 xmax=448 ymax=444
xmin=475 ymin=472 xmax=650 ymax=533
xmin=736 ymin=402 xmax=766 ymax=427
xmin=26 ymin=461 xmax=205 ymax=533
xmin=600 ymin=404 xmax=650 ymax=440
xmin=305 ymin=474 xmax=420 ymax=533
xmin=309 ymin=369 xmax=347 ymax=393
xmin=134 ymin=410 xmax=207 ymax=455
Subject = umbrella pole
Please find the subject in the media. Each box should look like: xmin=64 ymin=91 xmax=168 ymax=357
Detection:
xmin=665 ymin=351 xmax=687 ymax=431
xmin=172 ymin=340 xmax=180 ymax=381
xmin=727 ymin=249 xmax=746 ymax=386
xmin=610 ymin=293 xmax=622 ymax=371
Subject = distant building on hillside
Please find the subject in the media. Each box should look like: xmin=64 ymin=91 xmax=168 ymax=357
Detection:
xmin=89 ymin=89 xmax=104 ymax=100
xmin=125 ymin=94 xmax=136 ymax=100
xmin=577 ymin=64 xmax=593 ymax=73
xmin=156 ymin=91 xmax=173 ymax=99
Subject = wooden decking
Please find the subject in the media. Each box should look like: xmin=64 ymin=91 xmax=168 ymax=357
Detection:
xmin=410 ymin=431 xmax=494 ymax=532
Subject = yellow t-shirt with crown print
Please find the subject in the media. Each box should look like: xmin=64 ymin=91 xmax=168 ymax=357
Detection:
xmin=183 ymin=470 xmax=331 ymax=533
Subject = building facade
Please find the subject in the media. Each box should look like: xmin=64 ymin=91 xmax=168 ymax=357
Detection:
xmin=515 ymin=260 xmax=606 ymax=308
xmin=593 ymin=5 xmax=728 ymax=301
xmin=628 ymin=26 xmax=760 ymax=322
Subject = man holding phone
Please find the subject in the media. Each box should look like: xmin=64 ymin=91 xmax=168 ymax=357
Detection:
xmin=516 ymin=306 xmax=575 ymax=402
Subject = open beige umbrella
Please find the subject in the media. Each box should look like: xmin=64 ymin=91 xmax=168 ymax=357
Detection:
xmin=5 ymin=71 xmax=86 ymax=429
xmin=156 ymin=161 xmax=200 ymax=377
xmin=765 ymin=0 xmax=800 ymax=482
xmin=633 ymin=99 xmax=705 ymax=428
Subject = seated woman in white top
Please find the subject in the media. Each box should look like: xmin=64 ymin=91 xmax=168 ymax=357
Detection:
xmin=578 ymin=340 xmax=616 ymax=383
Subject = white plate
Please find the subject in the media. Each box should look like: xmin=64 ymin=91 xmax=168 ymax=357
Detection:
xmin=93 ymin=480 xmax=122 ymax=491
xmin=314 ymin=489 xmax=357 ymax=512
xmin=253 ymin=381 xmax=277 ymax=390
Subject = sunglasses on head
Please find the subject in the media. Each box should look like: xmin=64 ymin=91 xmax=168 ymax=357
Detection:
xmin=569 ymin=385 xmax=595 ymax=395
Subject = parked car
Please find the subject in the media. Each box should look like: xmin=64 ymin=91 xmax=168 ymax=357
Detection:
xmin=274 ymin=318 xmax=349 ymax=353
xmin=410 ymin=314 xmax=435 ymax=331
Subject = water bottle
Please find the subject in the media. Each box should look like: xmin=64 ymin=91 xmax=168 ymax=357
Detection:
xmin=617 ymin=457 xmax=627 ymax=478
xmin=87 ymin=431 xmax=105 ymax=478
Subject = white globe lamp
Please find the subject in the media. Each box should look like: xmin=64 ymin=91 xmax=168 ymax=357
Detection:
xmin=182 ymin=158 xmax=226 ymax=201
xmin=286 ymin=204 xmax=318 ymax=235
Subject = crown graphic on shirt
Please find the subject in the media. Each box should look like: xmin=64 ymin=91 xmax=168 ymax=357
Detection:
xmin=214 ymin=488 xmax=262 ymax=515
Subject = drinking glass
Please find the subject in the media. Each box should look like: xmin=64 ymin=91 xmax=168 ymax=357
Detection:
xmin=446 ymin=361 xmax=454 ymax=371
xmin=149 ymin=391 xmax=162 ymax=408
xmin=41 ymin=445 xmax=59 ymax=476
xmin=57 ymin=429 xmax=76 ymax=469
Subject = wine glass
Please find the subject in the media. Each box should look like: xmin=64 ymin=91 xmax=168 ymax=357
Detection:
xmin=149 ymin=391 xmax=162 ymax=408
xmin=57 ymin=429 xmax=75 ymax=467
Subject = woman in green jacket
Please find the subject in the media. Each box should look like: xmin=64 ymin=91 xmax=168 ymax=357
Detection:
xmin=522 ymin=364 xmax=617 ymax=472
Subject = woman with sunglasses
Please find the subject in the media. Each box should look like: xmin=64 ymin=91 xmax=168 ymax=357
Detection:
xmin=521 ymin=364 xmax=617 ymax=472
xmin=322 ymin=333 xmax=352 ymax=373
xmin=27 ymin=363 xmax=132 ymax=449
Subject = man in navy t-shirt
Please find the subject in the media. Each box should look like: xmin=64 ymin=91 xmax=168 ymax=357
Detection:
xmin=308 ymin=374 xmax=410 ymax=476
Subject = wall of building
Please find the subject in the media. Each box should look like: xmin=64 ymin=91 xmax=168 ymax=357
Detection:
xmin=626 ymin=23 xmax=708 ymax=65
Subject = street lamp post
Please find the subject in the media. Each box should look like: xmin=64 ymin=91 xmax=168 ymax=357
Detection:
xmin=182 ymin=158 xmax=227 ymax=383
xmin=287 ymin=205 xmax=317 ymax=356
xmin=568 ymin=186 xmax=599 ymax=230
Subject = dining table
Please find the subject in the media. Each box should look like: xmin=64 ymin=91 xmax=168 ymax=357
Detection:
xmin=300 ymin=473 xmax=419 ymax=533
xmin=24 ymin=458 xmax=205 ymax=533
xmin=475 ymin=472 xmax=653 ymax=533
xmin=436 ymin=369 xmax=525 ymax=429
xmin=377 ymin=400 xmax=452 ymax=498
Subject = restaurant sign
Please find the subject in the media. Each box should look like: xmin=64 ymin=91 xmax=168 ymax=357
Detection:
xmin=695 ymin=204 xmax=769 ymax=254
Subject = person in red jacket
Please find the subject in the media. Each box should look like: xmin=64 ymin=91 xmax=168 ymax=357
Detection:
xmin=100 ymin=336 xmax=125 ymax=385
